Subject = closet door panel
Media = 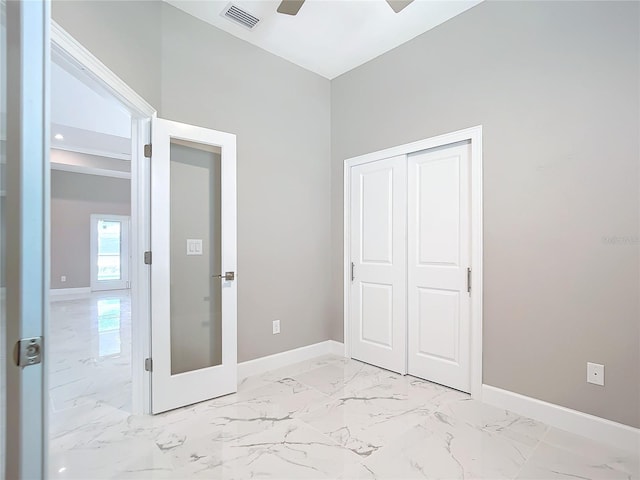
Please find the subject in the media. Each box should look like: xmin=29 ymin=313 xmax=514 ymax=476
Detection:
xmin=408 ymin=143 xmax=471 ymax=392
xmin=350 ymin=156 xmax=406 ymax=374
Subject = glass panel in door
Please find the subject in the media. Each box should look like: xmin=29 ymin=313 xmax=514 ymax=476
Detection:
xmin=169 ymin=139 xmax=222 ymax=375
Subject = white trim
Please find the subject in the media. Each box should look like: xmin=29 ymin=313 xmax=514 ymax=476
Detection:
xmin=90 ymin=214 xmax=131 ymax=292
xmin=130 ymin=117 xmax=152 ymax=415
xmin=482 ymin=385 xmax=640 ymax=454
xmin=49 ymin=287 xmax=91 ymax=296
xmin=51 ymin=161 xmax=131 ymax=180
xmin=343 ymin=126 xmax=483 ymax=398
xmin=238 ymin=340 xmax=345 ymax=380
xmin=51 ymin=21 xmax=155 ymax=118
xmin=327 ymin=339 xmax=346 ymax=356
xmin=51 ymin=144 xmax=131 ymax=162
xmin=51 ymin=22 xmax=156 ymax=415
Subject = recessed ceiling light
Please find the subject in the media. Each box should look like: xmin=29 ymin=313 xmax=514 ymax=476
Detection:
xmin=54 ymin=133 xmax=64 ymax=141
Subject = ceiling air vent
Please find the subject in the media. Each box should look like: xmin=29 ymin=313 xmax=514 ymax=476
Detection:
xmin=222 ymin=3 xmax=261 ymax=30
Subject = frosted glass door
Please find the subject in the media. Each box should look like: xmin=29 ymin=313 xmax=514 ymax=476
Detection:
xmin=4 ymin=1 xmax=49 ymax=477
xmin=169 ymin=140 xmax=222 ymax=375
xmin=150 ymin=118 xmax=237 ymax=414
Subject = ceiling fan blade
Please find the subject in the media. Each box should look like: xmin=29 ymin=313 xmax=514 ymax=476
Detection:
xmin=277 ymin=0 xmax=306 ymax=15
xmin=385 ymin=0 xmax=414 ymax=13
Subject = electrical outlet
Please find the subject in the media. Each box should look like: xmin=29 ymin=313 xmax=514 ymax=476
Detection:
xmin=61 ymin=275 xmax=66 ymax=283
xmin=272 ymin=320 xmax=280 ymax=335
xmin=587 ymin=362 xmax=604 ymax=386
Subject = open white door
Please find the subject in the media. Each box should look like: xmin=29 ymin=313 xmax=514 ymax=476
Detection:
xmin=349 ymin=156 xmax=407 ymax=374
xmin=150 ymin=118 xmax=237 ymax=414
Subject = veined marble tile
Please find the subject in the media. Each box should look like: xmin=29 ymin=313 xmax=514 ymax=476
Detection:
xmin=164 ymin=417 xmax=362 ymax=479
xmin=297 ymin=380 xmax=433 ymax=458
xmin=358 ymin=410 xmax=538 ymax=480
xmin=231 ymin=376 xmax=331 ymax=417
xmin=48 ymin=293 xmax=634 ymax=480
xmin=516 ymin=442 xmax=634 ymax=480
xmin=292 ymin=359 xmax=393 ymax=398
xmin=436 ymin=397 xmax=549 ymax=449
xmin=542 ymin=427 xmax=639 ymax=478
xmin=49 ymin=435 xmax=172 ymax=480
xmin=236 ymin=354 xmax=353 ymax=395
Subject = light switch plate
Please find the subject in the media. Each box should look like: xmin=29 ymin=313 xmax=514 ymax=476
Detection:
xmin=587 ymin=362 xmax=604 ymax=386
xmin=186 ymin=239 xmax=203 ymax=256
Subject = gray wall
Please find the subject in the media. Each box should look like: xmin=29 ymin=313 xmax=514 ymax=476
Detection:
xmin=51 ymin=169 xmax=131 ymax=289
xmin=331 ymin=1 xmax=639 ymax=428
xmin=53 ymin=0 xmax=639 ymax=428
xmin=53 ymin=1 xmax=333 ymax=363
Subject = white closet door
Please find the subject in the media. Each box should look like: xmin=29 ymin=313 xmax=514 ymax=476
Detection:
xmin=350 ymin=156 xmax=406 ymax=374
xmin=407 ymin=143 xmax=471 ymax=392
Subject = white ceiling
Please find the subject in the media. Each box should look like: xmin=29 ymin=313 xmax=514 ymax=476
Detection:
xmin=51 ymin=61 xmax=132 ymax=159
xmin=165 ymin=0 xmax=483 ymax=79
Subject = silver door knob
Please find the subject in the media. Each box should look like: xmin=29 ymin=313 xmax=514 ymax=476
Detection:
xmin=213 ymin=271 xmax=235 ymax=281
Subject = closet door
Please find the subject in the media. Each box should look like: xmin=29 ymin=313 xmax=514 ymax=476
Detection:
xmin=349 ymin=156 xmax=406 ymax=374
xmin=407 ymin=143 xmax=471 ymax=392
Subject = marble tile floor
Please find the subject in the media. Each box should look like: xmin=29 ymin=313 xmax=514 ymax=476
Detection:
xmin=48 ymin=349 xmax=639 ymax=480
xmin=49 ymin=290 xmax=132 ymax=417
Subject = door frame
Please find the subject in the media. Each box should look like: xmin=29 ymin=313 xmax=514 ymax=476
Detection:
xmin=51 ymin=21 xmax=156 ymax=414
xmin=90 ymin=214 xmax=131 ymax=291
xmin=343 ymin=125 xmax=484 ymax=399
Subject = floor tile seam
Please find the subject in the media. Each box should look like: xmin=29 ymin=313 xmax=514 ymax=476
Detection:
xmin=428 ymin=402 xmax=551 ymax=461
xmin=357 ymin=408 xmax=443 ymax=467
xmin=286 ymin=372 xmax=343 ymax=408
xmin=533 ymin=433 xmax=640 ymax=478
xmin=289 ymin=414 xmax=368 ymax=467
xmin=510 ymin=425 xmax=550 ymax=479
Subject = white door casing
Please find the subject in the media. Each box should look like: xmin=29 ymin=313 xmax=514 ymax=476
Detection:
xmin=90 ymin=214 xmax=131 ymax=291
xmin=350 ymin=155 xmax=407 ymax=374
xmin=150 ymin=118 xmax=237 ymax=414
xmin=407 ymin=143 xmax=471 ymax=392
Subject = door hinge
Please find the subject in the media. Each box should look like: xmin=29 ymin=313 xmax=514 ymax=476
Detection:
xmin=15 ymin=336 xmax=43 ymax=367
xmin=144 ymin=251 xmax=152 ymax=265
xmin=144 ymin=144 xmax=152 ymax=158
xmin=351 ymin=262 xmax=355 ymax=282
xmin=467 ymin=267 xmax=472 ymax=294
xmin=145 ymin=358 xmax=153 ymax=372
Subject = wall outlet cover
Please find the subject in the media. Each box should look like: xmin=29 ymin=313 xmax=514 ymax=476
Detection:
xmin=272 ymin=319 xmax=280 ymax=335
xmin=61 ymin=275 xmax=66 ymax=282
xmin=587 ymin=362 xmax=604 ymax=386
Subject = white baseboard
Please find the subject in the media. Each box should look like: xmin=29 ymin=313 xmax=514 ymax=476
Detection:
xmin=50 ymin=287 xmax=91 ymax=296
xmin=482 ymin=384 xmax=640 ymax=453
xmin=327 ymin=339 xmax=345 ymax=356
xmin=238 ymin=340 xmax=345 ymax=381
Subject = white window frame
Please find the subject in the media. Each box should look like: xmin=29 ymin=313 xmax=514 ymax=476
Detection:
xmin=90 ymin=214 xmax=131 ymax=291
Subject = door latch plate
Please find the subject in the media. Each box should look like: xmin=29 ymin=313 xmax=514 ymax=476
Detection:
xmin=16 ymin=336 xmax=43 ymax=367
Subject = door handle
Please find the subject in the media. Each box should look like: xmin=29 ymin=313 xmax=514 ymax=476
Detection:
xmin=213 ymin=271 xmax=235 ymax=281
